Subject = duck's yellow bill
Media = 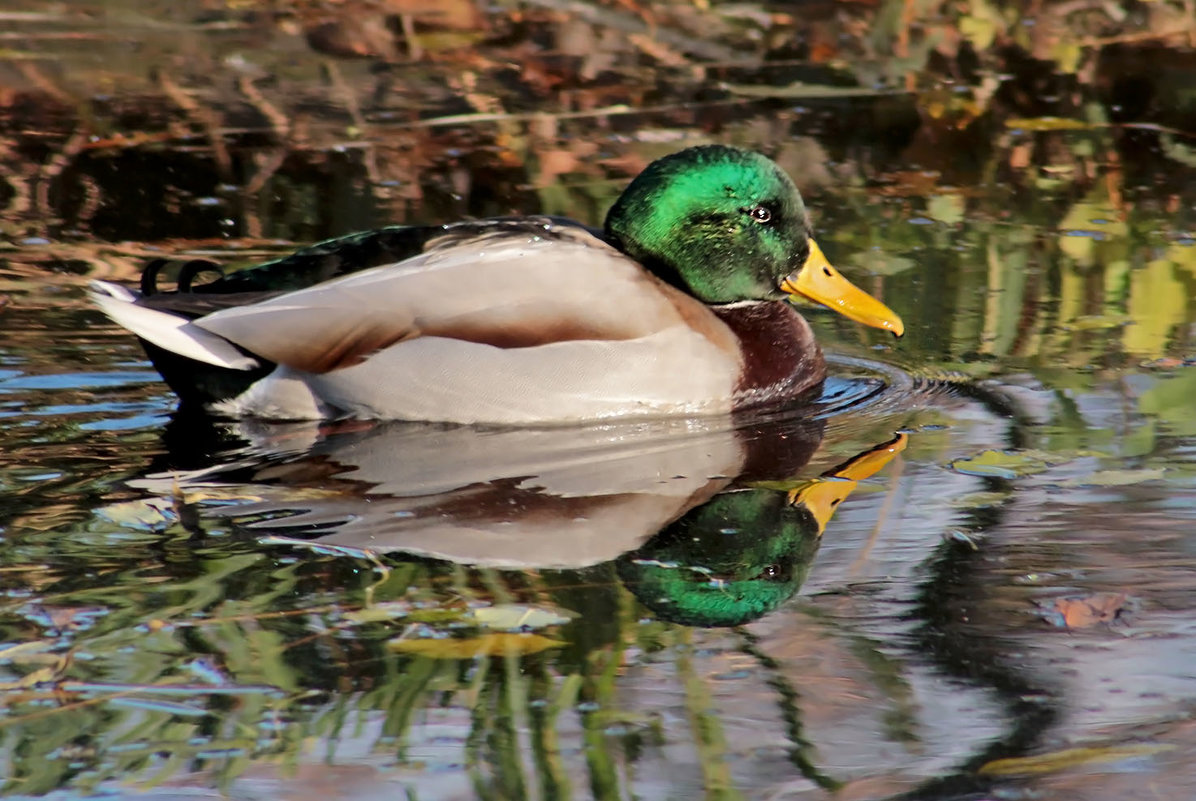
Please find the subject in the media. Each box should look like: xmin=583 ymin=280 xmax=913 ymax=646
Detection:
xmin=780 ymin=240 xmax=905 ymax=337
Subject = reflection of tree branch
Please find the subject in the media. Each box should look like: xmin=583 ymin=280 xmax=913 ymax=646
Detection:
xmin=154 ymin=69 xmax=228 ymax=176
xmin=238 ymin=75 xmax=291 ymax=142
xmin=11 ymin=62 xmax=84 ymax=227
xmin=736 ymin=628 xmax=842 ymax=792
xmin=243 ymin=148 xmax=288 ymax=199
xmin=13 ymin=60 xmax=71 ymax=104
xmin=157 ymin=69 xmax=232 ymax=178
xmin=237 ymin=75 xmax=295 ymax=237
xmin=35 ymin=128 xmax=86 ymax=222
xmin=1 ymin=148 xmax=35 ymax=222
xmin=320 ymin=62 xmax=367 ymax=135
xmin=320 ymin=61 xmax=382 ymax=186
xmin=898 ymin=537 xmax=1058 ymax=801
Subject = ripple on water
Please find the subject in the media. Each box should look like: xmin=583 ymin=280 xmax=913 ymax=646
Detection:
xmin=0 ymin=370 xmax=160 ymax=392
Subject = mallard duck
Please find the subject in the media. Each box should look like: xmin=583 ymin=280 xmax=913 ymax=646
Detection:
xmin=91 ymin=145 xmax=903 ymax=424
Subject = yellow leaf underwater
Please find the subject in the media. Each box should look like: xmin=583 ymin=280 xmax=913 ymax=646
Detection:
xmin=978 ymin=743 xmax=1175 ymax=776
xmin=388 ymin=633 xmax=564 ymax=659
xmin=469 ymin=604 xmax=575 ymax=631
xmin=1005 ymin=117 xmax=1092 ymax=131
xmin=342 ymin=602 xmax=415 ymax=624
xmin=1060 ymin=468 xmax=1167 ymax=488
xmin=948 ymin=448 xmax=1078 ymax=479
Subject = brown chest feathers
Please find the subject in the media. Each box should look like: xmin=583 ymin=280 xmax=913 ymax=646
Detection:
xmin=712 ymin=301 xmax=826 ymax=409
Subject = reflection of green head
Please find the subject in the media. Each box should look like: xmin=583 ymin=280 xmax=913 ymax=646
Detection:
xmin=617 ymin=489 xmax=821 ymax=628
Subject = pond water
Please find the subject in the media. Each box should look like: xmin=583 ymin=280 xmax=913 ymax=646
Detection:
xmin=3 ymin=3 xmax=1196 ymax=799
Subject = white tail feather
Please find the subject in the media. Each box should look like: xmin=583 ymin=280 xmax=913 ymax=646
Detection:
xmin=89 ymin=280 xmax=260 ymax=371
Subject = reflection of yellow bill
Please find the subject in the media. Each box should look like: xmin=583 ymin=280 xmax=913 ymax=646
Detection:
xmin=780 ymin=240 xmax=905 ymax=337
xmin=790 ymin=433 xmax=909 ymax=534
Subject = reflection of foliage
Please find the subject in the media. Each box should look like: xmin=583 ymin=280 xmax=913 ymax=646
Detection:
xmin=813 ymin=118 xmax=1196 ymax=377
xmin=0 ymin=539 xmax=679 ymax=795
xmin=0 ymin=425 xmax=916 ymax=797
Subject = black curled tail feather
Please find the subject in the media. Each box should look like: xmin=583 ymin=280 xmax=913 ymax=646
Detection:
xmin=140 ymin=258 xmax=225 ymax=296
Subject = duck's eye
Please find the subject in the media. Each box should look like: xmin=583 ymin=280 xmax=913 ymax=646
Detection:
xmin=757 ymin=563 xmax=788 ymax=581
xmin=748 ymin=205 xmax=773 ymax=224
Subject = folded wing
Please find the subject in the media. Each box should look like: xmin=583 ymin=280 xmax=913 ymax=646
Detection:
xmin=191 ymin=222 xmax=734 ymax=372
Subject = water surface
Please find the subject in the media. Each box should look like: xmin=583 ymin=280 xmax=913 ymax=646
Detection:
xmin=3 ymin=3 xmax=1196 ymax=799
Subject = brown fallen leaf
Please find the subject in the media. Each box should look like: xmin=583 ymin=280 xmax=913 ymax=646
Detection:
xmin=1043 ymin=592 xmax=1131 ymax=629
xmin=304 ymin=15 xmax=401 ymax=60
xmin=1141 ymin=356 xmax=1196 ymax=369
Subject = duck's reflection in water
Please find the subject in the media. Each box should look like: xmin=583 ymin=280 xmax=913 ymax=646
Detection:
xmin=140 ymin=409 xmax=906 ymax=627
xmin=620 ymin=433 xmax=906 ymax=626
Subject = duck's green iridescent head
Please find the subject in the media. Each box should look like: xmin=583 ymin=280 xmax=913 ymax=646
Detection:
xmin=605 ymin=145 xmax=904 ymax=335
